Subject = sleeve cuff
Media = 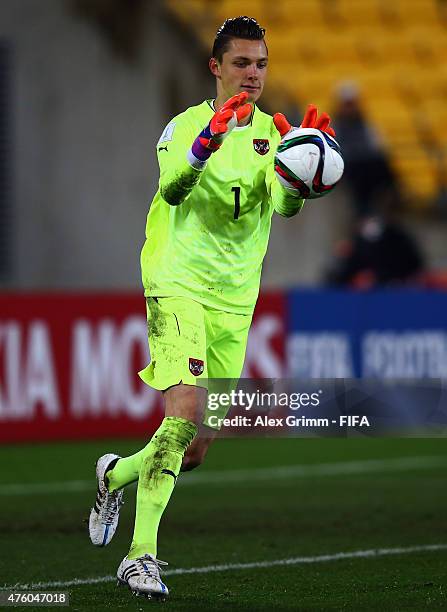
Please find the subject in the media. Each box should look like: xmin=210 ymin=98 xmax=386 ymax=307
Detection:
xmin=187 ymin=149 xmax=208 ymax=171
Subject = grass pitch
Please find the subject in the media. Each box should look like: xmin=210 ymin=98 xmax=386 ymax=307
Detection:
xmin=1 ymin=437 xmax=447 ymax=610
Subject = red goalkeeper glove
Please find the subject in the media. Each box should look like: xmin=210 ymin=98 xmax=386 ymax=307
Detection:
xmin=190 ymin=92 xmax=252 ymax=165
xmin=273 ymin=104 xmax=336 ymax=138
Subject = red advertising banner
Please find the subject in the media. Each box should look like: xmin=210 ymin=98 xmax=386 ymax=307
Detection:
xmin=0 ymin=292 xmax=285 ymax=442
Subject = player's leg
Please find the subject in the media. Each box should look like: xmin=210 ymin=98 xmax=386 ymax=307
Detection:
xmin=126 ymin=384 xmax=205 ymax=561
xmin=114 ymin=297 xmax=208 ymax=598
xmin=106 ymin=384 xmax=206 ymax=491
xmin=90 ymin=295 xmax=207 ymax=496
xmin=181 ymin=307 xmax=253 ymax=471
xmin=117 ymin=387 xmax=203 ymax=599
xmin=103 ymin=304 xmax=252 ymax=481
xmin=180 ymin=431 xmax=216 ymax=472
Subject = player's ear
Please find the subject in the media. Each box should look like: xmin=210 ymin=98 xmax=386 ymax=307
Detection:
xmin=209 ymin=57 xmax=221 ymax=79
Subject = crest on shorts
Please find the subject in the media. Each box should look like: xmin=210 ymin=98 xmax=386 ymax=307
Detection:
xmin=253 ymin=139 xmax=270 ymax=155
xmin=189 ymin=358 xmax=204 ymax=376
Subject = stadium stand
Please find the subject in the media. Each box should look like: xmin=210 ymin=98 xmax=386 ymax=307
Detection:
xmin=166 ymin=0 xmax=447 ymax=208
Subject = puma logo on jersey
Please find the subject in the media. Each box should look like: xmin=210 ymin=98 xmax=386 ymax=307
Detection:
xmin=158 ymin=146 xmax=168 ymax=152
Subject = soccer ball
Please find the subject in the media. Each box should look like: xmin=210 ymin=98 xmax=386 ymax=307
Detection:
xmin=274 ymin=127 xmax=344 ymax=199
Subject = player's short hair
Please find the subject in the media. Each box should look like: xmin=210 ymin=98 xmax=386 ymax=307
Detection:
xmin=212 ymin=16 xmax=267 ymax=62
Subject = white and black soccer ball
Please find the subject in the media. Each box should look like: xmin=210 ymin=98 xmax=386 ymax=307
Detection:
xmin=274 ymin=127 xmax=344 ymax=199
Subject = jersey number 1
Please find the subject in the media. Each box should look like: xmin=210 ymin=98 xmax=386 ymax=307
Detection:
xmin=232 ymin=186 xmax=241 ymax=220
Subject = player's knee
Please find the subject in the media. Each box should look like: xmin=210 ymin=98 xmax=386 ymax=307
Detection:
xmin=164 ymin=384 xmax=207 ymax=426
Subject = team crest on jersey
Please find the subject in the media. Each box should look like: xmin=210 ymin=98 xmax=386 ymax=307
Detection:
xmin=189 ymin=358 xmax=204 ymax=376
xmin=253 ymin=139 xmax=270 ymax=155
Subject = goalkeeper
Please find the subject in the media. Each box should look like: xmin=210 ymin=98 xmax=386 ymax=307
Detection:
xmin=88 ymin=16 xmax=335 ymax=600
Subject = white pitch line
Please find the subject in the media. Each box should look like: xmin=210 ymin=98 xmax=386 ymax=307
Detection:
xmin=1 ymin=456 xmax=446 ymax=496
xmin=179 ymin=456 xmax=447 ymax=484
xmin=3 ymin=544 xmax=447 ymax=591
xmin=0 ymin=480 xmax=95 ymax=495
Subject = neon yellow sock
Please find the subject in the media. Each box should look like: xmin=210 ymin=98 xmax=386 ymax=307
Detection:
xmin=106 ymin=448 xmax=146 ymax=492
xmin=107 ymin=417 xmax=197 ymax=493
xmin=127 ymin=416 xmax=197 ymax=559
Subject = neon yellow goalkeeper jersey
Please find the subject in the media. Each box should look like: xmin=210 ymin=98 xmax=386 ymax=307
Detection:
xmin=141 ymin=100 xmax=304 ymax=314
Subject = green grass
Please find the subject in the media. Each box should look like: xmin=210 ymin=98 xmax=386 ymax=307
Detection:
xmin=1 ymin=438 xmax=447 ymax=610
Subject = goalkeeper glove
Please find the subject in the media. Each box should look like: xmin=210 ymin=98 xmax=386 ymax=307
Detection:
xmin=273 ymin=104 xmax=336 ymax=138
xmin=188 ymin=92 xmax=252 ymax=168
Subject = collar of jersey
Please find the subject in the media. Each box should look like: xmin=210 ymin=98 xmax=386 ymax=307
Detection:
xmin=206 ymin=99 xmax=255 ymax=129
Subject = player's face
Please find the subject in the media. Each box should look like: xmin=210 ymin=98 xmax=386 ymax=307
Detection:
xmin=214 ymin=38 xmax=268 ymax=104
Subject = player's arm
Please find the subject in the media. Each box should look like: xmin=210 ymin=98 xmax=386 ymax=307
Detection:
xmin=157 ymin=116 xmax=202 ymax=207
xmin=269 ymin=105 xmax=335 ymax=217
xmin=159 ymin=93 xmax=251 ymax=206
xmin=266 ymin=162 xmax=305 ymax=218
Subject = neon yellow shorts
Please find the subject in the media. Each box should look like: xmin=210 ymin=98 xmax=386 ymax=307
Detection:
xmin=139 ymin=296 xmax=252 ymax=426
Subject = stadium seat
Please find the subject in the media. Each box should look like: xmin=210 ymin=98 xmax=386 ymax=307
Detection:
xmin=391 ymin=0 xmax=441 ymax=26
xmin=271 ymin=0 xmax=325 ymax=23
xmin=333 ymin=0 xmax=381 ymax=25
xmin=392 ymin=153 xmax=439 ymax=202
